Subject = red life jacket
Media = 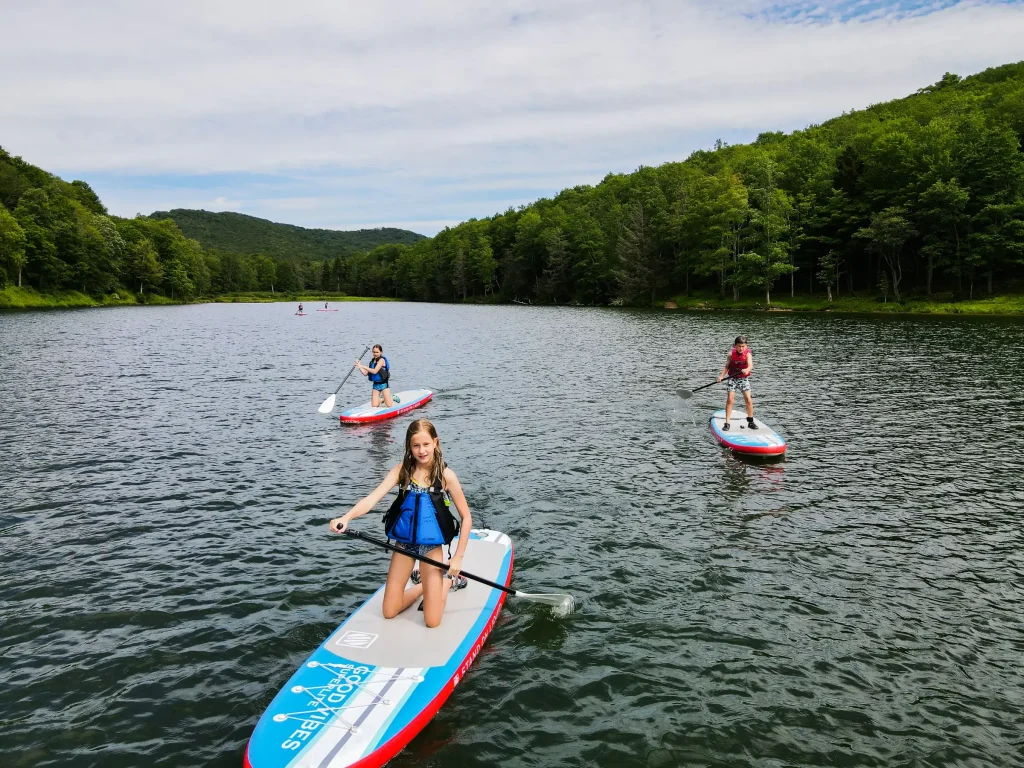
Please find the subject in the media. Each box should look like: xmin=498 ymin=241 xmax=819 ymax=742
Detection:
xmin=727 ymin=347 xmax=751 ymax=378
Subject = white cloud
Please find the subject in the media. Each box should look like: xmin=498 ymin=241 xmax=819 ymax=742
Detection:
xmin=2 ymin=0 xmax=1022 ymax=234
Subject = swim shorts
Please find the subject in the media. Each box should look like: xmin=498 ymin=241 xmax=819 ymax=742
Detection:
xmin=372 ymin=382 xmax=390 ymax=392
xmin=727 ymin=377 xmax=751 ymax=393
xmin=393 ymin=541 xmax=441 ymax=558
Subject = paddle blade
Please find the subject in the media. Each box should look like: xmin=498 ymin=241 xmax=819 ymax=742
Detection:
xmin=318 ymin=394 xmax=337 ymax=414
xmin=516 ymin=591 xmax=576 ymax=617
xmin=677 ymin=389 xmax=694 ymax=400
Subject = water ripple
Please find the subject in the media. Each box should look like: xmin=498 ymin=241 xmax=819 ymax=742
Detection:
xmin=1 ymin=303 xmax=1023 ymax=767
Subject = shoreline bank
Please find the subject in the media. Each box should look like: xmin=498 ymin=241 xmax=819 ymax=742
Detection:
xmin=4 ymin=285 xmax=1023 ymax=316
xmin=0 ymin=287 xmax=395 ymax=311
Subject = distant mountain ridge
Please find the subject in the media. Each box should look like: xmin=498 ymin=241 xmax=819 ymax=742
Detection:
xmin=148 ymin=209 xmax=424 ymax=261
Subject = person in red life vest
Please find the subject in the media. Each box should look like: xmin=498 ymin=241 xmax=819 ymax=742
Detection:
xmin=717 ymin=335 xmax=755 ymax=431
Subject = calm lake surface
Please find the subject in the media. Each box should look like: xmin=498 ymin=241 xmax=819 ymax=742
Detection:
xmin=2 ymin=302 xmax=1023 ymax=768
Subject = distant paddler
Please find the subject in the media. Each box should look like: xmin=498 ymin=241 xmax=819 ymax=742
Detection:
xmin=717 ymin=335 xmax=755 ymax=431
xmin=355 ymin=343 xmax=394 ymax=408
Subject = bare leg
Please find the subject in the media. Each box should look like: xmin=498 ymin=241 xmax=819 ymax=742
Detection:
xmin=382 ymin=388 xmax=394 ymax=407
xmin=382 ymin=552 xmax=423 ymax=619
xmin=371 ymin=389 xmax=381 ymax=407
xmin=743 ymin=391 xmax=754 ymax=420
xmin=419 ymin=547 xmax=454 ymax=629
xmin=725 ymin=391 xmax=735 ymax=424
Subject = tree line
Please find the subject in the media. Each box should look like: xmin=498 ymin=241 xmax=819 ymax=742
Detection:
xmin=3 ymin=61 xmax=1023 ymax=305
xmin=356 ymin=63 xmax=1024 ymax=305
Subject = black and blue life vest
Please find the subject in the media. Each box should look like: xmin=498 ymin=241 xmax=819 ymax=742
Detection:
xmin=368 ymin=356 xmax=390 ymax=384
xmin=382 ymin=475 xmax=460 ymax=549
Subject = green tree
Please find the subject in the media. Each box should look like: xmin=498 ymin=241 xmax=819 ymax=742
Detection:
xmin=918 ymin=179 xmax=969 ymax=294
xmin=816 ymin=250 xmax=842 ymax=302
xmin=614 ymin=202 xmax=662 ymax=305
xmin=697 ymin=173 xmax=748 ymax=299
xmin=855 ymin=207 xmax=916 ymax=303
xmin=738 ymin=154 xmax=795 ymax=305
xmin=0 ymin=204 xmax=27 ymax=287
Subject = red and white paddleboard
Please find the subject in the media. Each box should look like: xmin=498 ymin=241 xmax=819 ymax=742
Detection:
xmin=709 ymin=410 xmax=786 ymax=456
xmin=339 ymin=389 xmax=433 ymax=425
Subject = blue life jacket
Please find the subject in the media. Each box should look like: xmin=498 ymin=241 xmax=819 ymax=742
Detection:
xmin=368 ymin=356 xmax=389 ymax=383
xmin=382 ymin=477 xmax=460 ymax=548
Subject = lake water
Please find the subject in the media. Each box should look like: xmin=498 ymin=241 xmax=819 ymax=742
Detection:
xmin=2 ymin=302 xmax=1023 ymax=767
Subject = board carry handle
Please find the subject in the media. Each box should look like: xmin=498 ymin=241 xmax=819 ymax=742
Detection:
xmin=342 ymin=529 xmax=516 ymax=596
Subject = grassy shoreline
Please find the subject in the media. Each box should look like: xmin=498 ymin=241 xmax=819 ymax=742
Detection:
xmin=0 ymin=287 xmax=395 ymax=311
xmin=4 ymin=285 xmax=1024 ymax=315
xmin=666 ymin=291 xmax=1024 ymax=315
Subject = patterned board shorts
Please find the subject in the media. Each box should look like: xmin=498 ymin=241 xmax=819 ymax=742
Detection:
xmin=727 ymin=377 xmax=751 ymax=393
xmin=372 ymin=382 xmax=390 ymax=392
xmin=393 ymin=541 xmax=441 ymax=558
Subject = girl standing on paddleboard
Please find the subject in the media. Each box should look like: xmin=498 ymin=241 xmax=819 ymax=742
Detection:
xmin=330 ymin=419 xmax=472 ymax=628
xmin=717 ymin=335 xmax=755 ymax=431
xmin=354 ymin=344 xmax=394 ymax=408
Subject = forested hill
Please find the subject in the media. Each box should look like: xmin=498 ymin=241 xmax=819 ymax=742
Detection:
xmin=368 ymin=60 xmax=1023 ymax=306
xmin=148 ymin=209 xmax=424 ymax=261
xmin=3 ymin=60 xmax=1024 ymax=308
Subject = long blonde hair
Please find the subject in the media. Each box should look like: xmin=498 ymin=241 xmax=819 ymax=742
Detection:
xmin=399 ymin=419 xmax=446 ymax=489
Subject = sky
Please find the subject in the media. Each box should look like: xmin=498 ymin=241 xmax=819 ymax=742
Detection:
xmin=2 ymin=0 xmax=1023 ymax=236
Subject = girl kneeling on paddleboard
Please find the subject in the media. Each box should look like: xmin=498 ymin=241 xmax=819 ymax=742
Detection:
xmin=355 ymin=344 xmax=394 ymax=408
xmin=717 ymin=335 xmax=755 ymax=431
xmin=329 ymin=419 xmax=472 ymax=628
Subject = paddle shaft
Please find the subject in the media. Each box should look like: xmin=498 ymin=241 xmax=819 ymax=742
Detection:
xmin=691 ymin=375 xmax=734 ymax=393
xmin=344 ymin=529 xmax=516 ymax=597
xmin=334 ymin=347 xmax=371 ymax=394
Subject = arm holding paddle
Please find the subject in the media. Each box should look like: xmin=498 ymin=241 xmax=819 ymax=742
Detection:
xmin=330 ymin=464 xmax=401 ymax=533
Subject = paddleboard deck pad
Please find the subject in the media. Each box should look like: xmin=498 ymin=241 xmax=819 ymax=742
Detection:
xmin=339 ymin=389 xmax=433 ymax=425
xmin=244 ymin=529 xmax=513 ymax=768
xmin=709 ymin=410 xmax=786 ymax=456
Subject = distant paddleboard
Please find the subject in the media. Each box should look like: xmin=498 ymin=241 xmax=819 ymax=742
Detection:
xmin=296 ymin=313 xmax=307 ymax=316
xmin=709 ymin=410 xmax=786 ymax=456
xmin=339 ymin=389 xmax=433 ymax=425
xmin=317 ymin=309 xmax=339 ymax=312
xmin=244 ymin=529 xmax=513 ymax=768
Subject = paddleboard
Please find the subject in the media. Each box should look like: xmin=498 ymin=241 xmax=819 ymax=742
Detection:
xmin=244 ymin=529 xmax=514 ymax=768
xmin=709 ymin=410 xmax=786 ymax=456
xmin=317 ymin=309 xmax=339 ymax=312
xmin=296 ymin=313 xmax=307 ymax=316
xmin=339 ymin=389 xmax=433 ymax=425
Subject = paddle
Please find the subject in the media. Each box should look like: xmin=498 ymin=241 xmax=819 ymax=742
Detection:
xmin=678 ymin=376 xmax=733 ymax=399
xmin=318 ymin=346 xmax=371 ymax=413
xmin=341 ymin=529 xmax=576 ymax=617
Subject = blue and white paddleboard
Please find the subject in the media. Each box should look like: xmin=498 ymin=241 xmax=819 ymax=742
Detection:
xmin=244 ymin=529 xmax=514 ymax=768
xmin=709 ymin=410 xmax=787 ymax=456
